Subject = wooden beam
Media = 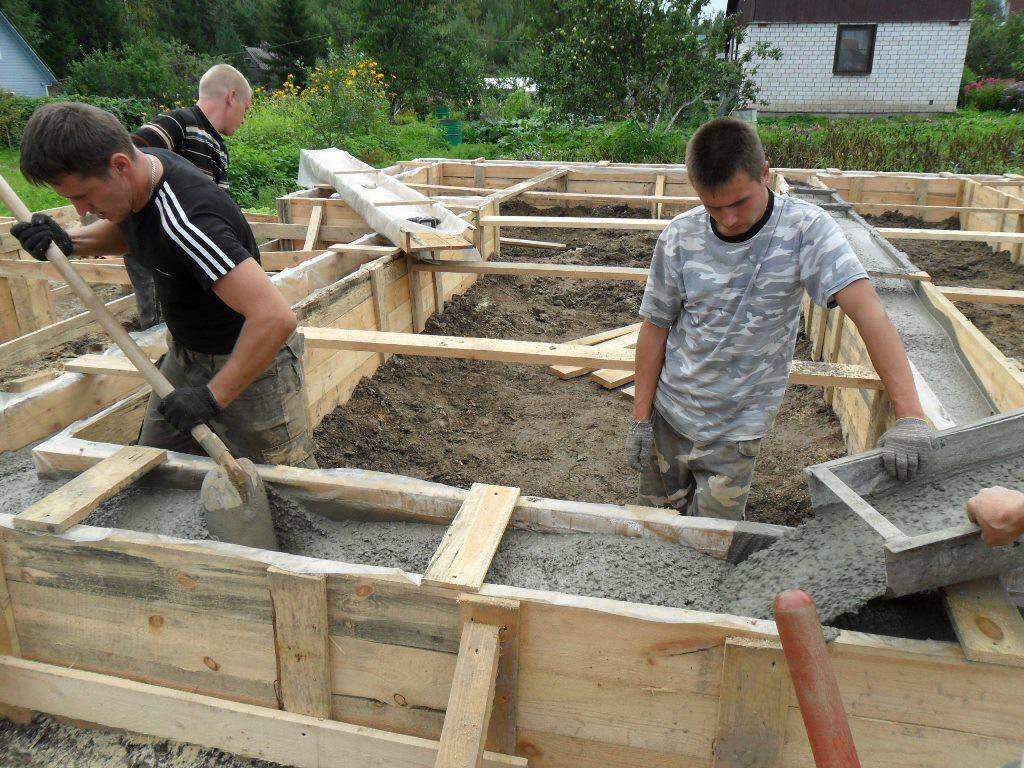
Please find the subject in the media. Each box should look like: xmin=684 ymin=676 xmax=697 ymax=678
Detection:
xmin=712 ymin=637 xmax=789 ymax=768
xmin=250 ymin=222 xmax=373 ymax=242
xmin=407 ymin=182 xmax=702 ymax=207
xmin=651 ymin=174 xmax=665 ymax=219
xmin=937 ymin=286 xmax=1024 ymax=305
xmin=0 ymin=547 xmax=29 ymax=724
xmin=944 ymin=577 xmax=1024 ymax=668
xmin=856 ymin=202 xmax=1024 ymax=216
xmin=868 ymin=269 xmax=932 ymax=282
xmin=260 ymin=250 xmax=328 ymax=271
xmin=459 ymin=595 xmax=520 ymax=756
xmin=63 ymin=353 xmax=157 ymax=377
xmin=0 ymin=293 xmax=136 ymax=372
xmin=413 ymin=258 xmax=648 ymax=282
xmin=2 ymin=370 xmax=56 ymax=393
xmin=497 ymin=237 xmax=566 ymax=250
xmin=12 ymin=446 xmax=166 ymax=534
xmin=479 ymin=215 xmax=669 ymax=232
xmin=404 ymin=230 xmax=474 ymax=252
xmin=0 ymin=259 xmax=131 ymax=285
xmin=485 ymin=167 xmax=569 ymax=205
xmin=407 ymin=254 xmax=427 ymax=332
xmin=422 ymin=484 xmax=520 ymax=592
xmin=0 ymin=656 xmax=524 ymax=768
xmin=267 ymin=567 xmax=331 ymax=718
xmin=328 ymin=242 xmax=402 ymax=258
xmin=878 ymin=227 xmax=1024 ymax=244
xmin=434 ymin=621 xmax=502 ymax=768
xmin=301 ymin=328 xmax=638 ymax=370
xmin=302 ymin=204 xmax=324 ymax=251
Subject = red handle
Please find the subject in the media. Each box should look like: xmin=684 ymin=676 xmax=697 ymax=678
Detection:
xmin=774 ymin=589 xmax=861 ymax=768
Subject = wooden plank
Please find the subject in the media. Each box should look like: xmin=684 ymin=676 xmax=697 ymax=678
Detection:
xmin=651 ymin=175 xmax=665 ymax=218
xmin=12 ymin=446 xmax=167 ymax=534
xmin=878 ymin=227 xmax=1024 ymax=244
xmin=485 ymin=167 xmax=569 ymax=205
xmin=868 ymin=269 xmax=931 ymax=282
xmin=434 ymin=621 xmax=502 ymax=768
xmin=549 ymin=329 xmax=640 ymax=379
xmin=823 ymin=309 xmax=846 ymax=405
xmin=259 ymin=250 xmax=327 ymax=271
xmin=423 ymin=484 xmax=521 ymax=592
xmin=0 ymin=258 xmax=131 ymax=285
xmin=0 ymin=656 xmax=523 ymax=768
xmin=943 ymin=577 xmax=1024 ymax=668
xmin=413 ymin=259 xmax=648 ymax=282
xmin=0 ymin=544 xmax=29 ymax=724
xmin=810 ymin=304 xmax=828 ymax=361
xmin=329 ymin=242 xmax=402 ymax=257
xmin=459 ymin=595 xmax=520 ymax=756
xmin=407 ymin=254 xmax=427 ymax=333
xmin=63 ymin=353 xmax=157 ymax=377
xmin=498 ymin=237 xmax=566 ymax=250
xmin=404 ymin=230 xmax=474 ymax=252
xmin=368 ymin=261 xmax=391 ymax=364
xmin=937 ymin=286 xmax=1024 ymax=305
xmin=302 ymin=204 xmax=324 ymax=251
xmin=712 ymin=638 xmax=789 ymax=768
xmin=302 ymin=328 xmax=638 ymax=370
xmin=480 ymin=215 xmax=668 ymax=232
xmin=408 ymin=182 xmax=702 ymax=207
xmin=250 ymin=222 xmax=373 ymax=242
xmin=267 ymin=567 xmax=331 ymax=717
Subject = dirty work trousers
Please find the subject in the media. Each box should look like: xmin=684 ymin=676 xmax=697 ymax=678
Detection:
xmin=638 ymin=410 xmax=767 ymax=563
xmin=124 ymin=254 xmax=163 ymax=330
xmin=139 ymin=333 xmax=318 ymax=469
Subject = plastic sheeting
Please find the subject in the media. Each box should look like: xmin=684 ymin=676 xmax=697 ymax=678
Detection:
xmin=298 ymin=148 xmax=478 ymax=259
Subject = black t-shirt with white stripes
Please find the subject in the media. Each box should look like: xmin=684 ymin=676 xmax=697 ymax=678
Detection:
xmin=132 ymin=106 xmax=229 ymax=192
xmin=118 ymin=148 xmax=261 ymax=354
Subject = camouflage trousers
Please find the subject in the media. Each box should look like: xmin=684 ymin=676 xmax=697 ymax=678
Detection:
xmin=139 ymin=333 xmax=318 ymax=469
xmin=638 ymin=410 xmax=762 ymax=521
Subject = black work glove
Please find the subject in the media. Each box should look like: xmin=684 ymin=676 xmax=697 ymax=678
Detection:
xmin=157 ymin=385 xmax=222 ymax=436
xmin=11 ymin=213 xmax=73 ymax=261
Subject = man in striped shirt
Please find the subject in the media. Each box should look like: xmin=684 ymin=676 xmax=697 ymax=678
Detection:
xmin=13 ymin=102 xmax=316 ymax=469
xmin=128 ymin=64 xmax=252 ymax=327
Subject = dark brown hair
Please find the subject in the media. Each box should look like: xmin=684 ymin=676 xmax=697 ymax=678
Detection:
xmin=20 ymin=102 xmax=135 ymax=185
xmin=685 ymin=117 xmax=766 ymax=190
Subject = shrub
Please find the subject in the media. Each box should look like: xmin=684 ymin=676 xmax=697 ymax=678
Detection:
xmin=963 ymin=78 xmax=1018 ymax=111
xmin=225 ymin=97 xmax=309 ymax=209
xmin=298 ymin=48 xmax=390 ymax=149
xmin=0 ymin=91 xmax=150 ymax=148
xmin=596 ymin=120 xmax=681 ymax=163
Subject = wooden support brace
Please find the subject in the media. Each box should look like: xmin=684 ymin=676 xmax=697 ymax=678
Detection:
xmin=422 ymin=483 xmax=521 ymax=592
xmin=0 ymin=547 xmax=30 ymax=724
xmin=497 ymin=237 xmax=566 ymax=251
xmin=865 ymin=389 xmax=892 ymax=449
xmin=368 ymin=261 xmax=391 ymax=364
xmin=458 ymin=594 xmax=520 ymax=756
xmin=810 ymin=303 xmax=828 ymax=361
xmin=412 ymin=258 xmax=648 ymax=282
xmin=434 ymin=620 xmax=502 ymax=768
xmin=712 ymin=637 xmax=789 ymax=768
xmin=937 ymin=286 xmax=1024 ymax=305
xmin=823 ymin=308 xmax=846 ymax=406
xmin=260 ymin=250 xmax=328 ymax=271
xmin=267 ymin=567 xmax=331 ymax=718
xmin=943 ymin=577 xmax=1024 ymax=668
xmin=12 ymin=446 xmax=167 ymax=533
xmin=651 ymin=174 xmax=665 ymax=219
xmin=407 ymin=253 xmax=427 ymax=333
xmin=484 ymin=167 xmax=569 ymax=206
xmin=302 ymin=204 xmax=324 ymax=251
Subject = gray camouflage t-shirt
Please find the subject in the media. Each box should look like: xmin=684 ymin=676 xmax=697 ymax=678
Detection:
xmin=639 ymin=192 xmax=868 ymax=443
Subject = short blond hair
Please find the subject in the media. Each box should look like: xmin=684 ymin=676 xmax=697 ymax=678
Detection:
xmin=198 ymin=64 xmax=252 ymax=100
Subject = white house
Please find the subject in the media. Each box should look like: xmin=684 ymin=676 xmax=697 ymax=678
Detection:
xmin=729 ymin=0 xmax=972 ymax=114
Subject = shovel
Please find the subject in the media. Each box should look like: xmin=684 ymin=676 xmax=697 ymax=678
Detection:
xmin=0 ymin=174 xmax=279 ymax=551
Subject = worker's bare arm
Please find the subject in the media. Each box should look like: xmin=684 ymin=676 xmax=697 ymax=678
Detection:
xmin=632 ymin=320 xmax=670 ymax=422
xmin=836 ymin=278 xmax=925 ymax=421
xmin=208 ymin=258 xmax=297 ymax=407
xmin=967 ymin=486 xmax=1024 ymax=546
xmin=68 ymin=219 xmax=128 ymax=257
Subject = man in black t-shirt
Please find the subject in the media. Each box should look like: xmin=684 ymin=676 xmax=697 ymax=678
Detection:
xmin=127 ymin=64 xmax=253 ymax=329
xmin=13 ymin=102 xmax=316 ymax=469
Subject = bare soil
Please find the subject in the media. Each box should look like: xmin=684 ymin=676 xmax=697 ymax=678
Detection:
xmin=868 ymin=212 xmax=1024 ymax=359
xmin=313 ymin=203 xmax=847 ymax=527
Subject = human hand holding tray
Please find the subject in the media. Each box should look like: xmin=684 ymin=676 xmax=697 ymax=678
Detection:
xmin=805 ymin=407 xmax=1024 ymax=597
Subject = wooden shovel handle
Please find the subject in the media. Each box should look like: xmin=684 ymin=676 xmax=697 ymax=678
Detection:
xmin=0 ymin=173 xmax=244 ymax=483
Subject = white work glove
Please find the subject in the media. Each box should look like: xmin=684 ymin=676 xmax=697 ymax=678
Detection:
xmin=878 ymin=417 xmax=934 ymax=481
xmin=625 ymin=420 xmax=655 ymax=470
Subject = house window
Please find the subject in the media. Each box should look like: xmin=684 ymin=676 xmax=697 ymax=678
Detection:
xmin=833 ymin=24 xmax=876 ymax=75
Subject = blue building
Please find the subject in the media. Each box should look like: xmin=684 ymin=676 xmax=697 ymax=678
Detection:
xmin=0 ymin=12 xmax=56 ymax=97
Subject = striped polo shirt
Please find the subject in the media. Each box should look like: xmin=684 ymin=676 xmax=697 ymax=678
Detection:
xmin=117 ymin=148 xmax=262 ymax=354
xmin=132 ymin=105 xmax=230 ymax=192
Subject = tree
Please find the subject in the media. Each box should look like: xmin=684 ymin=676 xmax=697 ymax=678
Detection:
xmin=351 ymin=0 xmax=481 ymax=117
xmin=965 ymin=0 xmax=1024 ymax=80
xmin=533 ymin=0 xmax=777 ymax=132
xmin=264 ymin=0 xmax=327 ymax=85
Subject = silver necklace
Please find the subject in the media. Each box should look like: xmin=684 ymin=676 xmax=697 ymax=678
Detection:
xmin=147 ymin=154 xmax=158 ymax=200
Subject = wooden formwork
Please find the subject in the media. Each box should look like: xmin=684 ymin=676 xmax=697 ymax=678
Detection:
xmin=3 ymin=159 xmax=1024 ymax=765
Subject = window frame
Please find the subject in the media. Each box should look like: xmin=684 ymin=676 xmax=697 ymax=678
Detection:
xmin=832 ymin=23 xmax=877 ymax=76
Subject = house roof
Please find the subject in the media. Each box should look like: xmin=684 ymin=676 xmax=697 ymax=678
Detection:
xmin=726 ymin=0 xmax=972 ymax=24
xmin=0 ymin=10 xmax=57 ymax=86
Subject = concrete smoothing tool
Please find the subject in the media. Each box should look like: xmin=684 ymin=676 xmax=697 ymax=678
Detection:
xmin=0 ymin=174 xmax=279 ymax=551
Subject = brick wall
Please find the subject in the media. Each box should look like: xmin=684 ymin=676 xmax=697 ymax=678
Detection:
xmin=738 ymin=21 xmax=970 ymax=114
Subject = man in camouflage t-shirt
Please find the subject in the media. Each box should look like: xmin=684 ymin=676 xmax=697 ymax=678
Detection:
xmin=626 ymin=118 xmax=934 ymax=527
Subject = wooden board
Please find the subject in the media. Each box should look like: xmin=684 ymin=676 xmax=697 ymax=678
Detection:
xmin=0 ymin=655 xmax=523 ymax=768
xmin=413 ymin=259 xmax=648 ymax=282
xmin=618 ymin=360 xmax=882 ymax=396
xmin=479 ymin=215 xmax=669 ymax=232
xmin=497 ymin=237 xmax=566 ymax=250
xmin=267 ymin=567 xmax=332 ymax=717
xmin=13 ymin=446 xmax=166 ymax=533
xmin=434 ymin=621 xmax=502 ymax=768
xmin=485 ymin=167 xmax=569 ymax=205
xmin=422 ymin=484 xmax=521 ymax=592
xmin=0 ymin=258 xmax=131 ymax=285
xmin=937 ymin=286 xmax=1024 ymax=305
xmin=549 ymin=330 xmax=640 ymax=379
xmin=712 ymin=638 xmax=789 ymax=768
xmin=943 ymin=577 xmax=1024 ymax=668
xmin=878 ymin=227 xmax=1024 ymax=244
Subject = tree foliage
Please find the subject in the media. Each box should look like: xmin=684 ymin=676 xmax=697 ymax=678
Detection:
xmin=966 ymin=0 xmax=1024 ymax=80
xmin=533 ymin=0 xmax=777 ymax=131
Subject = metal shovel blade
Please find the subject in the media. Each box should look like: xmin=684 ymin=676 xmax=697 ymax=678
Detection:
xmin=199 ymin=458 xmax=280 ymax=551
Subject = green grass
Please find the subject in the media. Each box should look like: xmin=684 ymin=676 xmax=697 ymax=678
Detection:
xmin=0 ymin=148 xmax=67 ymax=216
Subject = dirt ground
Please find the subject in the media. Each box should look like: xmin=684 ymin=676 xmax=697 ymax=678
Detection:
xmin=314 ymin=202 xmax=848 ymax=527
xmin=868 ymin=211 xmax=1024 ymax=359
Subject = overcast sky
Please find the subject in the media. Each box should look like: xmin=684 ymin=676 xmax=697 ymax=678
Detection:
xmin=705 ymin=0 xmax=729 ymax=17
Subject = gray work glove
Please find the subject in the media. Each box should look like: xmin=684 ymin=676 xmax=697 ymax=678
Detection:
xmin=626 ymin=419 xmax=655 ymax=470
xmin=158 ymin=385 xmax=222 ymax=436
xmin=878 ymin=417 xmax=934 ymax=481
xmin=11 ymin=213 xmax=73 ymax=261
